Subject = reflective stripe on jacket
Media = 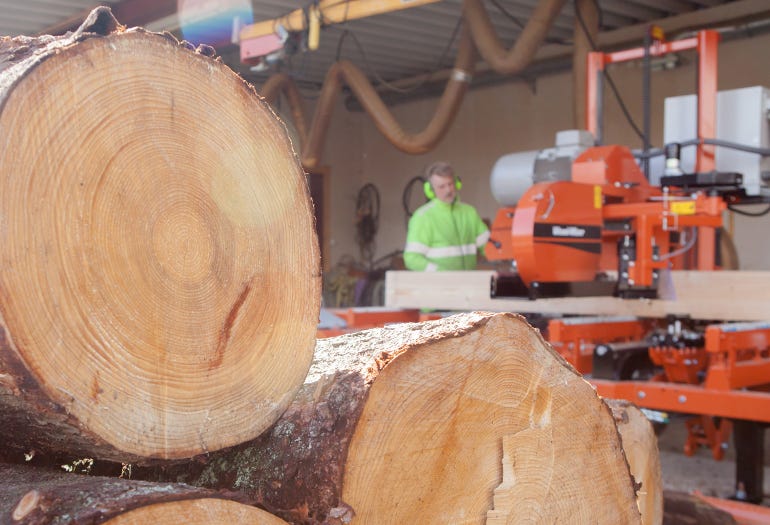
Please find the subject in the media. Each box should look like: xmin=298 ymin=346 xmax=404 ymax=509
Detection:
xmin=404 ymin=199 xmax=489 ymax=271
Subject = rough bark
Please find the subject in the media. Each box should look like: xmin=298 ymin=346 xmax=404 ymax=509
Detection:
xmin=144 ymin=312 xmax=642 ymax=524
xmin=0 ymin=7 xmax=319 ymax=463
xmin=0 ymin=463 xmax=288 ymax=524
xmin=606 ymin=399 xmax=664 ymax=525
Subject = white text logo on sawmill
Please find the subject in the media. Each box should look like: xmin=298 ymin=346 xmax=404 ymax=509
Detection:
xmin=551 ymin=226 xmax=587 ymax=237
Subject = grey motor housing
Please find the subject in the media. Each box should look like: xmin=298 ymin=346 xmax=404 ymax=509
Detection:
xmin=490 ymin=129 xmax=595 ymax=206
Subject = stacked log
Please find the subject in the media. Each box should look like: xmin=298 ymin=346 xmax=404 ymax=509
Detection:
xmin=147 ymin=312 xmax=644 ymax=524
xmin=0 ymin=7 xmax=319 ymax=463
xmin=0 ymin=7 xmax=696 ymax=525
xmin=606 ymin=399 xmax=664 ymax=525
xmin=0 ymin=463 xmax=288 ymax=524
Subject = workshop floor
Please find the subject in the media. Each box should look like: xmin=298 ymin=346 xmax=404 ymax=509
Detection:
xmin=656 ymin=416 xmax=770 ymax=504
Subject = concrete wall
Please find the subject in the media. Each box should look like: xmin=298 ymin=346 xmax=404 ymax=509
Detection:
xmin=316 ymin=30 xmax=770 ymax=271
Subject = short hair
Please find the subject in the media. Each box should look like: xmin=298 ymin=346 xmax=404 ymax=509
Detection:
xmin=425 ymin=161 xmax=454 ymax=179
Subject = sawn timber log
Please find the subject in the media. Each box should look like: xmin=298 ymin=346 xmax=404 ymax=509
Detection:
xmin=606 ymin=398 xmax=663 ymax=525
xmin=145 ymin=312 xmax=643 ymax=524
xmin=0 ymin=463 xmax=289 ymax=525
xmin=0 ymin=8 xmax=320 ymax=463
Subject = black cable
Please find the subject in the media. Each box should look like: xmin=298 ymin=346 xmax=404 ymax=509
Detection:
xmin=703 ymin=138 xmax=770 ymax=157
xmin=642 ymin=28 xmax=652 ymax=179
xmin=591 ymin=0 xmax=604 ymax=31
xmin=489 ymin=0 xmax=571 ymax=46
xmin=727 ymin=204 xmax=770 ymax=217
xmin=635 ymin=138 xmax=770 ymax=159
xmin=370 ymin=249 xmax=405 ymax=269
xmin=330 ymin=1 xmax=353 ymax=62
xmin=334 ymin=29 xmax=349 ymax=62
xmin=402 ymin=175 xmax=427 ymax=225
xmin=334 ymin=13 xmax=463 ymax=94
xmin=574 ymin=0 xmax=645 ymax=142
xmin=355 ymin=183 xmax=380 ymax=265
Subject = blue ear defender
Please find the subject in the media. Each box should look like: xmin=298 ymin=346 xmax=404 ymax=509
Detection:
xmin=423 ymin=176 xmax=462 ymax=199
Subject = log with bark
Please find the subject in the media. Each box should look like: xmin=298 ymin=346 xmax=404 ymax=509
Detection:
xmin=146 ymin=312 xmax=643 ymax=524
xmin=606 ymin=399 xmax=663 ymax=525
xmin=0 ymin=463 xmax=288 ymax=524
xmin=0 ymin=8 xmax=320 ymax=463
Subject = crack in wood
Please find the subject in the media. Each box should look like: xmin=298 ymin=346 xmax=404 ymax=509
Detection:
xmin=211 ymin=281 xmax=251 ymax=369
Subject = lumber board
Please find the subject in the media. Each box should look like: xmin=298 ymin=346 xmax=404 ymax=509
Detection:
xmin=385 ymin=270 xmax=770 ymax=321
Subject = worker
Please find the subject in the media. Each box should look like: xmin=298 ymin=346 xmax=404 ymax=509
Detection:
xmin=404 ymin=161 xmax=489 ymax=271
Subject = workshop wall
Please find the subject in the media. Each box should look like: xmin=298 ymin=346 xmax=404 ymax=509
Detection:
xmin=320 ymin=29 xmax=770 ymax=273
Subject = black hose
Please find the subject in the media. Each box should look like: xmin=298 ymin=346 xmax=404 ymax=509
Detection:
xmin=727 ymin=204 xmax=770 ymax=217
xmin=355 ymin=183 xmax=380 ymax=265
xmin=574 ymin=0 xmax=645 ymax=143
xmin=642 ymin=28 xmax=652 ymax=180
xmin=402 ymin=175 xmax=427 ymax=223
xmin=634 ymin=138 xmax=770 ymax=159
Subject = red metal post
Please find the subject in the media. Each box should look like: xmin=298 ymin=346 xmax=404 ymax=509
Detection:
xmin=585 ymin=51 xmax=605 ymax=141
xmin=696 ymin=30 xmax=720 ymax=173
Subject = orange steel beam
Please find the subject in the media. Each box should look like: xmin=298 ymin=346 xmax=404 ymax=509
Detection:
xmin=585 ymin=30 xmax=720 ymax=159
xmin=704 ymin=322 xmax=770 ymax=390
xmin=592 ymin=379 xmax=770 ymax=423
xmin=240 ymin=0 xmax=441 ymax=42
xmin=603 ymin=36 xmax=698 ymax=63
xmin=548 ymin=317 xmax=650 ymax=373
xmin=318 ymin=308 xmax=442 ymax=338
xmin=240 ymin=0 xmax=442 ymax=62
xmin=696 ymin=30 xmax=719 ymax=173
xmin=328 ymin=307 xmax=427 ymax=327
xmin=695 ymin=493 xmax=770 ymax=525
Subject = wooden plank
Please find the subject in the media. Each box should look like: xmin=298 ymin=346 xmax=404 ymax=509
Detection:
xmin=385 ymin=270 xmax=770 ymax=321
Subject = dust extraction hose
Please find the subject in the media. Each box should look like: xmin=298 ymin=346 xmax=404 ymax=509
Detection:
xmin=259 ymin=0 xmax=568 ymax=169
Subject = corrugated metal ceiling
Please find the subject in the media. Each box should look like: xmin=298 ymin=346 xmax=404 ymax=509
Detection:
xmin=0 ymin=0 xmax=764 ymax=96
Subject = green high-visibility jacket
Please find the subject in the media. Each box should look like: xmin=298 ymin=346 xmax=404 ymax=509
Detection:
xmin=404 ymin=199 xmax=490 ymax=271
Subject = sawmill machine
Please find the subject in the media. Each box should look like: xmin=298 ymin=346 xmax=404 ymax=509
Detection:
xmin=486 ymin=30 xmax=770 ymax=300
xmin=483 ymin=28 xmax=770 ymax=503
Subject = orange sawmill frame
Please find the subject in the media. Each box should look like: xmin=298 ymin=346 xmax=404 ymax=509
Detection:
xmin=548 ymin=316 xmax=653 ymax=373
xmin=592 ymin=379 xmax=770 ymax=424
xmin=595 ymin=322 xmax=770 ymax=420
xmin=586 ymin=30 xmax=719 ymax=173
xmin=585 ymin=29 xmax=721 ymax=271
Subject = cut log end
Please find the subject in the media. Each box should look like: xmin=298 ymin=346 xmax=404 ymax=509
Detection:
xmin=0 ymin=21 xmax=319 ymax=461
xmin=104 ymin=499 xmax=289 ymax=525
xmin=606 ymin=398 xmax=663 ymax=525
xmin=0 ymin=463 xmax=289 ymax=524
xmin=329 ymin=313 xmax=642 ymax=523
xmin=142 ymin=312 xmax=644 ymax=523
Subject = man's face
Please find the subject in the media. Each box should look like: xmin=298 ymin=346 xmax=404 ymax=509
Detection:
xmin=429 ymin=173 xmax=457 ymax=204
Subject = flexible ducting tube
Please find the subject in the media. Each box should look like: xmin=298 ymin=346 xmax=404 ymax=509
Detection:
xmin=302 ymin=23 xmax=475 ymax=167
xmin=463 ymin=0 xmax=568 ymax=74
xmin=260 ymin=73 xmax=310 ymax=149
xmin=260 ymin=0 xmax=568 ymax=169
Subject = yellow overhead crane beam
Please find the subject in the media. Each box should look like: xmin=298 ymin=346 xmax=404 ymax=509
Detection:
xmin=239 ymin=0 xmax=441 ymax=62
